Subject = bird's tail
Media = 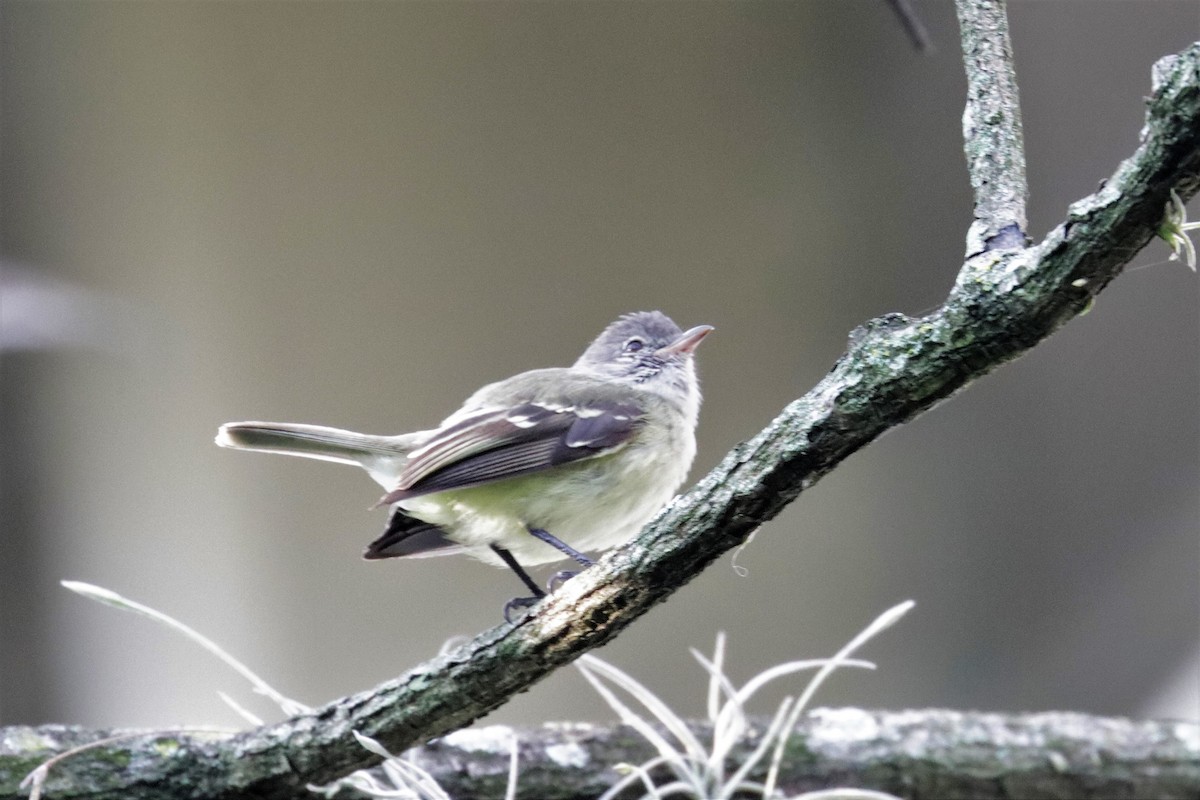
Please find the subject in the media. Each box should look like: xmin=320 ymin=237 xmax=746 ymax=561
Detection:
xmin=216 ymin=422 xmax=416 ymax=475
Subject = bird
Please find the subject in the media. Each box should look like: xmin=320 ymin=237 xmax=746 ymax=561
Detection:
xmin=216 ymin=311 xmax=711 ymax=613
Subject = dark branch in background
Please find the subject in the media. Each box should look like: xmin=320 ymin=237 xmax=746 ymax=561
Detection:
xmin=884 ymin=0 xmax=933 ymax=53
xmin=956 ymin=0 xmax=1029 ymax=254
xmin=3 ymin=9 xmax=1199 ymax=800
xmin=4 ymin=710 xmax=1198 ymax=800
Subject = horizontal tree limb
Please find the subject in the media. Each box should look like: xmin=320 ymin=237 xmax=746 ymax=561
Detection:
xmin=5 ymin=709 xmax=1198 ymax=800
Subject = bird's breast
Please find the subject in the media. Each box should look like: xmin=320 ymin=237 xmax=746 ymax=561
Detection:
xmin=399 ymin=425 xmax=696 ymax=565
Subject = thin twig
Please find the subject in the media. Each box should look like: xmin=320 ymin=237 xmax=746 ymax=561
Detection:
xmin=884 ymin=0 xmax=933 ymax=53
xmin=955 ymin=0 xmax=1029 ymax=255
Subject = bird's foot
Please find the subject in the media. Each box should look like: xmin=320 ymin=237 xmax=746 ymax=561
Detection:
xmin=503 ymin=595 xmax=542 ymax=623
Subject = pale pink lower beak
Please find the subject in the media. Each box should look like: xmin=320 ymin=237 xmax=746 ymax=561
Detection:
xmin=657 ymin=324 xmax=714 ymax=357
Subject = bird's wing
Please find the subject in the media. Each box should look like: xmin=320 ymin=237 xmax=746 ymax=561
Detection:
xmin=377 ymin=399 xmax=644 ymax=504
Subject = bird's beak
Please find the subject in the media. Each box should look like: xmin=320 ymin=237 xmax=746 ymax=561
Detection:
xmin=657 ymin=324 xmax=714 ymax=357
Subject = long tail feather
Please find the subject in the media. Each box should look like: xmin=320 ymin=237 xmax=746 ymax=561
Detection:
xmin=216 ymin=422 xmax=415 ymax=475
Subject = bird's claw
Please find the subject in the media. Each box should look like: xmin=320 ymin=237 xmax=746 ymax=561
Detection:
xmin=503 ymin=595 xmax=541 ymax=623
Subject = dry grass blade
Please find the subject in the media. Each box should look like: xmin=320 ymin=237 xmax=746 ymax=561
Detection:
xmin=61 ymin=580 xmax=311 ymax=718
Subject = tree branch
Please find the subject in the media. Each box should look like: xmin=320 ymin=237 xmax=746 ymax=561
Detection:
xmin=366 ymin=709 xmax=1200 ymax=799
xmin=5 ymin=710 xmax=1198 ymax=800
xmin=956 ymin=0 xmax=1029 ymax=254
xmin=3 ymin=15 xmax=1199 ymax=800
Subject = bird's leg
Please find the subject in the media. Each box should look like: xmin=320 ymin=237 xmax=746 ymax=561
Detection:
xmin=492 ymin=545 xmax=545 ymax=622
xmin=494 ymin=531 xmax=595 ymax=621
xmin=526 ymin=527 xmax=594 ymax=568
xmin=491 ymin=545 xmax=544 ymax=596
xmin=529 ymin=526 xmax=592 ymax=592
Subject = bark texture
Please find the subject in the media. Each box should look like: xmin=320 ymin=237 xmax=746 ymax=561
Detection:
xmin=956 ymin=0 xmax=1030 ymax=254
xmin=4 ymin=710 xmax=1198 ymax=800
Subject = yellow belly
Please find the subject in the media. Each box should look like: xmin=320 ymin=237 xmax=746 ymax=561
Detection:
xmin=399 ymin=440 xmax=690 ymax=567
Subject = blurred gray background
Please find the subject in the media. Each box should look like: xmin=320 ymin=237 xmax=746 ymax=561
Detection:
xmin=1 ymin=1 xmax=1197 ymax=733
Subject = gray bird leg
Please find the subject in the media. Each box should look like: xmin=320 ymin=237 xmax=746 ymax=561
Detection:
xmin=526 ymin=527 xmax=594 ymax=568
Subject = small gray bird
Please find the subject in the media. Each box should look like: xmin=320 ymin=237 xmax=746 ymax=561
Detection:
xmin=217 ymin=311 xmax=711 ymax=611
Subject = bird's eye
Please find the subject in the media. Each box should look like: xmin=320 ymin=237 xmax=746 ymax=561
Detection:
xmin=623 ymin=338 xmax=645 ymax=353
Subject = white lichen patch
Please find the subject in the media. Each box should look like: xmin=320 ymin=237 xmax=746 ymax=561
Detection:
xmin=2 ymin=728 xmax=58 ymax=752
xmin=545 ymin=741 xmax=590 ymax=768
xmin=441 ymin=725 xmax=516 ymax=755
xmin=1068 ymin=182 xmax=1121 ymax=219
xmin=1047 ymin=750 xmax=1070 ymax=772
xmin=808 ymin=707 xmax=881 ymax=744
xmin=1175 ymin=721 xmax=1200 ymax=752
xmin=542 ymin=720 xmax=600 ymax=734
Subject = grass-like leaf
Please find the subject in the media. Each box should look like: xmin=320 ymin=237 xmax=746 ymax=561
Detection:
xmin=764 ymin=601 xmax=914 ymax=799
xmin=582 ymin=601 xmax=914 ymax=800
xmin=61 ymin=580 xmax=311 ymax=717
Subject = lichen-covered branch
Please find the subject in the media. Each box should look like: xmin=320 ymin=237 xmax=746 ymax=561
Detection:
xmin=384 ymin=709 xmax=1200 ymax=799
xmin=956 ymin=0 xmax=1029 ymax=254
xmin=2 ymin=24 xmax=1198 ymax=800
xmin=5 ymin=710 xmax=1199 ymax=800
